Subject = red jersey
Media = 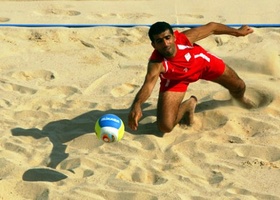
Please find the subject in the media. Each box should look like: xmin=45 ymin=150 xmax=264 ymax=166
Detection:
xmin=149 ymin=31 xmax=225 ymax=92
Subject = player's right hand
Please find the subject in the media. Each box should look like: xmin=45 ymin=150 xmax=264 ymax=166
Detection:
xmin=128 ymin=106 xmax=142 ymax=131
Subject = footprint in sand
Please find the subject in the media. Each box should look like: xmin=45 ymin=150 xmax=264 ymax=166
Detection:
xmin=241 ymin=116 xmax=278 ymax=136
xmin=36 ymin=8 xmax=81 ymax=16
xmin=195 ymin=110 xmax=229 ymax=131
xmin=0 ymin=17 xmax=10 ymax=22
xmin=0 ymin=99 xmax=12 ymax=108
xmin=195 ymin=87 xmax=274 ymax=131
xmin=227 ymin=135 xmax=244 ymax=144
xmin=14 ymin=110 xmax=50 ymax=121
xmin=235 ymin=145 xmax=280 ymax=163
xmin=59 ymin=158 xmax=94 ymax=177
xmin=80 ymin=40 xmax=95 ymax=48
xmin=59 ymin=158 xmax=81 ymax=172
xmin=208 ymin=171 xmax=224 ymax=185
xmin=111 ymin=83 xmax=139 ymax=97
xmin=0 ymin=158 xmax=15 ymax=179
xmin=117 ymin=13 xmax=153 ymax=20
xmin=11 ymin=70 xmax=55 ymax=81
xmin=214 ymin=36 xmax=223 ymax=46
xmin=217 ymin=15 xmax=226 ymax=23
xmin=94 ymin=12 xmax=152 ymax=19
xmin=133 ymin=135 xmax=157 ymax=151
xmin=49 ymin=9 xmax=80 ymax=16
xmin=178 ymin=13 xmax=204 ymax=19
xmin=202 ymin=86 xmax=273 ymax=110
xmin=245 ymin=87 xmax=274 ymax=108
xmin=43 ymin=86 xmax=81 ymax=97
xmin=0 ymin=80 xmax=37 ymax=95
xmin=116 ymin=159 xmax=168 ymax=185
xmin=83 ymin=73 xmax=111 ymax=95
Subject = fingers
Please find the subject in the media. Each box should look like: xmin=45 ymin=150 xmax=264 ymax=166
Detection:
xmin=238 ymin=25 xmax=254 ymax=36
xmin=244 ymin=25 xmax=254 ymax=34
xmin=128 ymin=115 xmax=138 ymax=130
xmin=129 ymin=121 xmax=138 ymax=131
xmin=128 ymin=110 xmax=142 ymax=130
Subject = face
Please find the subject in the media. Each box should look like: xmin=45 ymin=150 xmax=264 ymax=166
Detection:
xmin=151 ymin=30 xmax=176 ymax=58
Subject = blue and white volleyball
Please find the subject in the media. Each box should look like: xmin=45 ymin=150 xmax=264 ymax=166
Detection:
xmin=95 ymin=114 xmax=125 ymax=143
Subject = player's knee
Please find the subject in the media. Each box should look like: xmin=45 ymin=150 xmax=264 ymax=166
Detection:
xmin=157 ymin=122 xmax=174 ymax=133
xmin=230 ymin=79 xmax=246 ymax=98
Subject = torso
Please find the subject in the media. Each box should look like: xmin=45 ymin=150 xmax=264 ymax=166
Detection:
xmin=150 ymin=31 xmax=211 ymax=83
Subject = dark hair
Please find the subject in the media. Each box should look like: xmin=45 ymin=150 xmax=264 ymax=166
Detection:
xmin=148 ymin=21 xmax=173 ymax=42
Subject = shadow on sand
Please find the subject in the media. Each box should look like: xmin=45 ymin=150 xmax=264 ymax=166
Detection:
xmin=11 ymin=103 xmax=162 ymax=181
xmin=11 ymin=98 xmax=248 ymax=182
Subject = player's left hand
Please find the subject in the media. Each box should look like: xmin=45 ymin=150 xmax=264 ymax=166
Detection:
xmin=237 ymin=25 xmax=254 ymax=36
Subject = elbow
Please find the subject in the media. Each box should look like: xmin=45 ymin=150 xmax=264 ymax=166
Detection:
xmin=207 ymin=22 xmax=218 ymax=28
xmin=207 ymin=22 xmax=224 ymax=35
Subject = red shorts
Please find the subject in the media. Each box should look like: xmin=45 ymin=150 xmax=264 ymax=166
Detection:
xmin=159 ymin=53 xmax=225 ymax=92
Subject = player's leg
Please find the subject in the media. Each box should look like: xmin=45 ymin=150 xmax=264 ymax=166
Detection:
xmin=212 ymin=64 xmax=255 ymax=108
xmin=157 ymin=91 xmax=197 ymax=133
xmin=179 ymin=95 xmax=198 ymax=126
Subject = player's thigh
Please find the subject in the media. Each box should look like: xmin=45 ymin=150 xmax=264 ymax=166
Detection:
xmin=157 ymin=91 xmax=185 ymax=125
xmin=212 ymin=64 xmax=244 ymax=90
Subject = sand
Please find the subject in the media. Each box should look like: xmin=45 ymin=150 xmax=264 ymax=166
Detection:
xmin=0 ymin=0 xmax=280 ymax=199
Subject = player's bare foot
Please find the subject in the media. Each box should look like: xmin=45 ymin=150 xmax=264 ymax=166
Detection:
xmin=235 ymin=96 xmax=257 ymax=109
xmin=181 ymin=96 xmax=197 ymax=126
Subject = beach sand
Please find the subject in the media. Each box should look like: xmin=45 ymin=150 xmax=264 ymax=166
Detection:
xmin=0 ymin=0 xmax=280 ymax=199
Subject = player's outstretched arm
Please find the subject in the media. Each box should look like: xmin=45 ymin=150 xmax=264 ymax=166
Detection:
xmin=128 ymin=61 xmax=163 ymax=130
xmin=182 ymin=22 xmax=254 ymax=44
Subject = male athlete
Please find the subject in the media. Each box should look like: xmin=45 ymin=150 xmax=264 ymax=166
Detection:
xmin=128 ymin=22 xmax=255 ymax=133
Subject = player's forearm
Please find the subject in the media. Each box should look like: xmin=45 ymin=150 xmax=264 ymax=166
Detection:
xmin=131 ymin=87 xmax=151 ymax=108
xmin=211 ymin=22 xmax=238 ymax=36
xmin=211 ymin=22 xmax=252 ymax=37
xmin=184 ymin=22 xmax=253 ymax=44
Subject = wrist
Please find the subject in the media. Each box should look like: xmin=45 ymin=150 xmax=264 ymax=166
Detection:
xmin=132 ymin=102 xmax=141 ymax=109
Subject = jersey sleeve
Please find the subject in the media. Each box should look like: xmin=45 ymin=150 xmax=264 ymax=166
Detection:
xmin=149 ymin=50 xmax=163 ymax=62
xmin=174 ymin=31 xmax=192 ymax=46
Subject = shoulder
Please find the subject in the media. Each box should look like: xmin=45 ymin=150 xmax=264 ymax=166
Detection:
xmin=174 ymin=30 xmax=192 ymax=46
xmin=148 ymin=60 xmax=165 ymax=74
xmin=149 ymin=50 xmax=163 ymax=62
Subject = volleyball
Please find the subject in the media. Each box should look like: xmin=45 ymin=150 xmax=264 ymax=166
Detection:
xmin=95 ymin=114 xmax=125 ymax=143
